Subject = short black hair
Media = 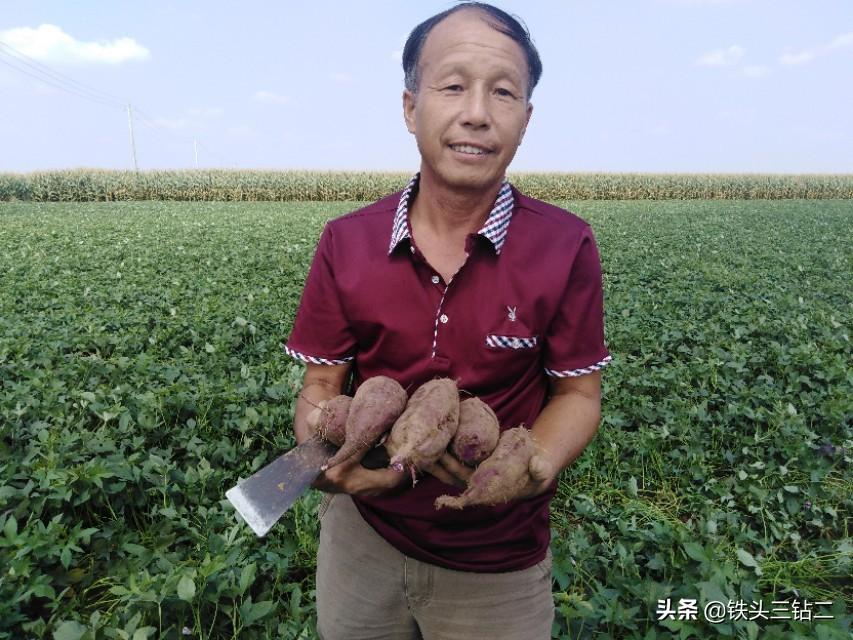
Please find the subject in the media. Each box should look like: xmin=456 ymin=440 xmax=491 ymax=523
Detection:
xmin=402 ymin=2 xmax=543 ymax=100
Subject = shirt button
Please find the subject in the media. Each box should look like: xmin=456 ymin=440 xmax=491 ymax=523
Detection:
xmin=431 ymin=275 xmax=440 ymax=284
xmin=439 ymin=314 xmax=449 ymax=324
xmin=410 ymin=246 xmax=415 ymax=254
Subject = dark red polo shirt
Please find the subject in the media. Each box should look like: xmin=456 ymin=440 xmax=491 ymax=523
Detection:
xmin=285 ymin=173 xmax=610 ymax=573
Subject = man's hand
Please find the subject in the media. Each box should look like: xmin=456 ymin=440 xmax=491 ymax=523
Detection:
xmin=306 ymin=399 xmax=408 ymax=497
xmin=512 ymin=450 xmax=556 ymax=500
xmin=425 ymin=448 xmax=555 ymax=500
xmin=423 ymin=452 xmax=474 ymax=488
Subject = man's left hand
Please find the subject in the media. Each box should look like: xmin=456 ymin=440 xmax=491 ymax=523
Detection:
xmin=423 ymin=452 xmax=473 ymax=488
xmin=425 ymin=449 xmax=556 ymax=500
xmin=513 ymin=452 xmax=556 ymax=499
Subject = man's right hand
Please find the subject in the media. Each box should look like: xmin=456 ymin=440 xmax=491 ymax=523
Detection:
xmin=305 ymin=397 xmax=408 ymax=497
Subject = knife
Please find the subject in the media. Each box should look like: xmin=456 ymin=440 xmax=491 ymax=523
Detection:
xmin=225 ymin=438 xmax=389 ymax=537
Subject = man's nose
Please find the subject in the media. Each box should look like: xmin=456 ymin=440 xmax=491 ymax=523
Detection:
xmin=461 ymin=86 xmax=490 ymax=128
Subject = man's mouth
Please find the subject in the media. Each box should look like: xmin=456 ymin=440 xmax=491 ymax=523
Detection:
xmin=449 ymin=144 xmax=492 ymax=156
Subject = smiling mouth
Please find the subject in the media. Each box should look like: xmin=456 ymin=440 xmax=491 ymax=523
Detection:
xmin=449 ymin=144 xmax=492 ymax=156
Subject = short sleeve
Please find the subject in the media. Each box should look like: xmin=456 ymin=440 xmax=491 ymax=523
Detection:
xmin=284 ymin=223 xmax=357 ymax=365
xmin=543 ymin=227 xmax=611 ymax=377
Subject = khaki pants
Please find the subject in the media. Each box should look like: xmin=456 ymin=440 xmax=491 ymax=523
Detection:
xmin=315 ymin=494 xmax=554 ymax=640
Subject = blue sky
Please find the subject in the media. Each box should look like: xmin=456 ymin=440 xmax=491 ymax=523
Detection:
xmin=1 ymin=0 xmax=851 ymax=173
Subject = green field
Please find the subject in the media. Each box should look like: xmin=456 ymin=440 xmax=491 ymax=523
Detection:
xmin=1 ymin=199 xmax=851 ymax=639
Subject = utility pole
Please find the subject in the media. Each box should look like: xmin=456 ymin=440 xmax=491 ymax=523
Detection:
xmin=194 ymin=138 xmax=199 ymax=168
xmin=127 ymin=104 xmax=138 ymax=172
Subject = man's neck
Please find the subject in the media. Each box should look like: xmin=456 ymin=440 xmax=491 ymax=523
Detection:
xmin=410 ymin=168 xmax=503 ymax=238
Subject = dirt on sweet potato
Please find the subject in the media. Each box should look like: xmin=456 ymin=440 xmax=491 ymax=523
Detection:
xmin=323 ymin=375 xmax=407 ymax=469
xmin=450 ymin=397 xmax=500 ymax=466
xmin=385 ymin=378 xmax=460 ymax=475
xmin=434 ymin=426 xmax=536 ymax=509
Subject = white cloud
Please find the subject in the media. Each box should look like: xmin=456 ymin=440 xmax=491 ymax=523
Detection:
xmin=717 ymin=107 xmax=756 ymax=123
xmin=646 ymin=123 xmax=670 ymax=136
xmin=227 ymin=125 xmax=255 ymax=140
xmin=253 ymin=90 xmax=290 ymax=105
xmin=187 ymin=106 xmax=224 ymax=118
xmin=829 ymin=32 xmax=853 ymax=50
xmin=332 ymin=73 xmax=354 ymax=85
xmin=146 ymin=107 xmax=222 ymax=131
xmin=779 ymin=51 xmax=816 ymax=66
xmin=0 ymin=24 xmax=149 ymax=65
xmin=780 ymin=31 xmax=853 ymax=65
xmin=151 ymin=117 xmax=189 ymax=130
xmin=696 ymin=45 xmax=745 ymax=67
xmin=742 ymin=64 xmax=770 ymax=77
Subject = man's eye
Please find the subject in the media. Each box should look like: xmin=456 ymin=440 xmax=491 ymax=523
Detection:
xmin=444 ymin=85 xmax=463 ymax=92
xmin=496 ymin=88 xmax=516 ymax=98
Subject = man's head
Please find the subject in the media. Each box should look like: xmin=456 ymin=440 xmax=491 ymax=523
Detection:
xmin=402 ymin=2 xmax=542 ymax=102
xmin=401 ymin=3 xmax=542 ymax=193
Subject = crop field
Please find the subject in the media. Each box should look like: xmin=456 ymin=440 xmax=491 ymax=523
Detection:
xmin=0 ymin=197 xmax=851 ymax=639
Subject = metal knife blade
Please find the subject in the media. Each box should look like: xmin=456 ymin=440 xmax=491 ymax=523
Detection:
xmin=225 ymin=439 xmax=390 ymax=537
xmin=226 ymin=437 xmax=335 ymax=537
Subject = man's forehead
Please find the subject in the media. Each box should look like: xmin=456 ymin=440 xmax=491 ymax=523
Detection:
xmin=428 ymin=56 xmax=525 ymax=84
xmin=419 ymin=12 xmax=527 ymax=78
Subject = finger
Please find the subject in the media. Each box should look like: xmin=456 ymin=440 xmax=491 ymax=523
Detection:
xmin=424 ymin=461 xmax=465 ymax=488
xmin=306 ymin=406 xmax=322 ymax=430
xmin=363 ymin=467 xmax=408 ymax=492
xmin=528 ymin=455 xmax=554 ymax=482
xmin=437 ymin=452 xmax=474 ymax=483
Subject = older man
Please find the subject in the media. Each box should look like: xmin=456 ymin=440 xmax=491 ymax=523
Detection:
xmin=285 ymin=2 xmax=610 ymax=638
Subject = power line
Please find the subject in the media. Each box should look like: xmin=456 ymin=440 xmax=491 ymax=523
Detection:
xmin=0 ymin=41 xmax=126 ymax=108
xmin=0 ymin=41 xmax=230 ymax=168
xmin=0 ymin=54 xmax=122 ymax=109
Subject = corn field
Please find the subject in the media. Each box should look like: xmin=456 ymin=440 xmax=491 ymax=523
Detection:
xmin=1 ymin=170 xmax=851 ymax=201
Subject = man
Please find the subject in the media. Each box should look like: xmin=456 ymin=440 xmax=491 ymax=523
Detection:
xmin=285 ymin=3 xmax=610 ymax=638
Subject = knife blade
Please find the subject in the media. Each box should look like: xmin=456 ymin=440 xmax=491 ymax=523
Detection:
xmin=225 ymin=438 xmax=389 ymax=537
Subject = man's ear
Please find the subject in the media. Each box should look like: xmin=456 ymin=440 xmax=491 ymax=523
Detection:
xmin=403 ymin=89 xmax=416 ymax=134
xmin=519 ymin=101 xmax=533 ymax=144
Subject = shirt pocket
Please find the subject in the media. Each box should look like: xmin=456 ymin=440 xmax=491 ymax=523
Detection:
xmin=485 ymin=333 xmax=540 ymax=351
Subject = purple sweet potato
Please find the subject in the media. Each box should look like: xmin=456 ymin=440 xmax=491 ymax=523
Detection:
xmin=386 ymin=378 xmax=460 ymax=474
xmin=314 ymin=395 xmax=352 ymax=447
xmin=435 ymin=426 xmax=537 ymax=509
xmin=323 ymin=376 xmax=407 ymax=469
xmin=450 ymin=397 xmax=500 ymax=466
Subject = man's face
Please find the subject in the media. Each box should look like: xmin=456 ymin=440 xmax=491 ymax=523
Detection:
xmin=403 ymin=10 xmax=533 ymax=194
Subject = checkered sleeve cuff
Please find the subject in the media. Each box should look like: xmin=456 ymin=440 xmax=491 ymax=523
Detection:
xmin=545 ymin=354 xmax=612 ymax=378
xmin=283 ymin=344 xmax=354 ymax=366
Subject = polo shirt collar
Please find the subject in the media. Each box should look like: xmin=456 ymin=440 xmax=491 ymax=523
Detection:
xmin=388 ymin=173 xmax=515 ymax=256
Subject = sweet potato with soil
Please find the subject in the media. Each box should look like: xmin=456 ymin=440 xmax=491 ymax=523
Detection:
xmin=312 ymin=395 xmax=352 ymax=447
xmin=322 ymin=376 xmax=407 ymax=470
xmin=435 ymin=426 xmax=538 ymax=509
xmin=450 ymin=397 xmax=500 ymax=466
xmin=385 ymin=378 xmax=460 ymax=477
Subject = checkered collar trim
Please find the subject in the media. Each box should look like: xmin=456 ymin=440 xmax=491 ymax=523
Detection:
xmin=388 ymin=173 xmax=515 ymax=256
